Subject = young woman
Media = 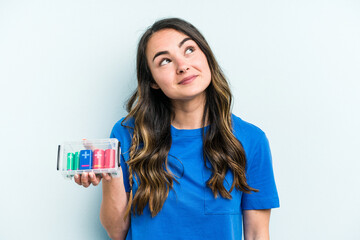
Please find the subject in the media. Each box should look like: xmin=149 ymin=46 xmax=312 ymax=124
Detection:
xmin=75 ymin=18 xmax=279 ymax=240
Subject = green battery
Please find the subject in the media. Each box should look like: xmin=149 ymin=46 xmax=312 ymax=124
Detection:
xmin=73 ymin=152 xmax=80 ymax=170
xmin=67 ymin=153 xmax=75 ymax=170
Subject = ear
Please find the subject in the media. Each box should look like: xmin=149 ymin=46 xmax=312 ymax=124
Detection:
xmin=150 ymin=82 xmax=160 ymax=89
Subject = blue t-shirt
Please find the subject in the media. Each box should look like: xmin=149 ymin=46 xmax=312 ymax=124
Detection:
xmin=110 ymin=114 xmax=279 ymax=240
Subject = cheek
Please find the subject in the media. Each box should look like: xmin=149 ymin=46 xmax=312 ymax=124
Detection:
xmin=195 ymin=54 xmax=211 ymax=77
xmin=152 ymin=71 xmax=173 ymax=89
xmin=204 ymin=63 xmax=211 ymax=77
xmin=200 ymin=61 xmax=211 ymax=82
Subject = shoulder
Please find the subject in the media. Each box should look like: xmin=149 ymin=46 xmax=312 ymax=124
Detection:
xmin=110 ymin=116 xmax=135 ymax=140
xmin=231 ymin=113 xmax=270 ymax=161
xmin=231 ymin=113 xmax=267 ymax=144
xmin=231 ymin=114 xmax=273 ymax=170
xmin=110 ymin=116 xmax=135 ymax=158
xmin=112 ymin=116 xmax=134 ymax=130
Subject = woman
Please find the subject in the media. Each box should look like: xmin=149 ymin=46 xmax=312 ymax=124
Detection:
xmin=75 ymin=18 xmax=279 ymax=240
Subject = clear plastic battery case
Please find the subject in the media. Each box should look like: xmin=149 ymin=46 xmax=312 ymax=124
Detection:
xmin=57 ymin=138 xmax=121 ymax=179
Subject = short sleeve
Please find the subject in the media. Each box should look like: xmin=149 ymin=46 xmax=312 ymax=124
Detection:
xmin=241 ymin=133 xmax=280 ymax=210
xmin=110 ymin=121 xmax=131 ymax=193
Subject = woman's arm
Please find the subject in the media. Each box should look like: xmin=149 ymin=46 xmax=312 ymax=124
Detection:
xmin=243 ymin=209 xmax=271 ymax=240
xmin=100 ymin=173 xmax=130 ymax=240
xmin=74 ymin=171 xmax=130 ymax=239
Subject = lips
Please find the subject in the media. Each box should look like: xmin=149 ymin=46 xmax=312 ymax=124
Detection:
xmin=179 ymin=75 xmax=198 ymax=85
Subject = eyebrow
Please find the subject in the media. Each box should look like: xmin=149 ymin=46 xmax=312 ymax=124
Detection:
xmin=152 ymin=37 xmax=192 ymax=62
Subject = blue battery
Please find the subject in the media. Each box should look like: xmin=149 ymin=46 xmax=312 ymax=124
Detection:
xmin=79 ymin=150 xmax=93 ymax=170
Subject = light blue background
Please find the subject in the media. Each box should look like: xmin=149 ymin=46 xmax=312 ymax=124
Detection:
xmin=1 ymin=0 xmax=359 ymax=239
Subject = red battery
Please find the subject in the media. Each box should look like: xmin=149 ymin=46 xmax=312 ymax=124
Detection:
xmin=92 ymin=149 xmax=105 ymax=169
xmin=104 ymin=149 xmax=115 ymax=168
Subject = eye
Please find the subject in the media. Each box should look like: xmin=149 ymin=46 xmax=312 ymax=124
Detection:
xmin=185 ymin=46 xmax=195 ymax=54
xmin=159 ymin=58 xmax=171 ymax=66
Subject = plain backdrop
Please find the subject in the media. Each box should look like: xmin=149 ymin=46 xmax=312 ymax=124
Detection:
xmin=1 ymin=0 xmax=359 ymax=239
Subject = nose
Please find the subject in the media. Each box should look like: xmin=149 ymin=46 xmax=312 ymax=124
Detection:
xmin=176 ymin=58 xmax=190 ymax=74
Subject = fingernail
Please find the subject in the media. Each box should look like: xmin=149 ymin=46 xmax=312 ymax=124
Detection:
xmin=74 ymin=175 xmax=78 ymax=179
xmin=90 ymin=173 xmax=94 ymax=178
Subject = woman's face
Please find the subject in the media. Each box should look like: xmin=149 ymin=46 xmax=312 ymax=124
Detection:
xmin=146 ymin=28 xmax=211 ymax=102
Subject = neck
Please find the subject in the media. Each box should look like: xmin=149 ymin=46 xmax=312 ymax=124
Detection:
xmin=171 ymin=93 xmax=207 ymax=129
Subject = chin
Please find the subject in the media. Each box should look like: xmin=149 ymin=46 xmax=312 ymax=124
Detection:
xmin=178 ymin=91 xmax=207 ymax=101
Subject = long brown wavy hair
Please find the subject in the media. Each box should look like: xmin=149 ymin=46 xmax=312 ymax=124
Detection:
xmin=123 ymin=18 xmax=258 ymax=218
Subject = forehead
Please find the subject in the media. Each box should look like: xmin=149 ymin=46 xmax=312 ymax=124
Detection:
xmin=146 ymin=29 xmax=191 ymax=57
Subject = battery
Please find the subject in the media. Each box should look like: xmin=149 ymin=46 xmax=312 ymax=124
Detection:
xmin=104 ymin=149 xmax=115 ymax=168
xmin=93 ymin=149 xmax=105 ymax=169
xmin=74 ymin=152 xmax=80 ymax=170
xmin=67 ymin=153 xmax=75 ymax=170
xmin=79 ymin=150 xmax=93 ymax=170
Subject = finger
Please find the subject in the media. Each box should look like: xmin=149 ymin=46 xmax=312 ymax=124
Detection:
xmin=95 ymin=174 xmax=102 ymax=185
xmin=74 ymin=174 xmax=81 ymax=185
xmin=82 ymin=138 xmax=95 ymax=151
xmin=89 ymin=172 xmax=101 ymax=186
xmin=81 ymin=172 xmax=90 ymax=187
xmin=102 ymin=173 xmax=112 ymax=182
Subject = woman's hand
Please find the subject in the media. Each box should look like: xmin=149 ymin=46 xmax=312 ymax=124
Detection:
xmin=74 ymin=172 xmax=112 ymax=188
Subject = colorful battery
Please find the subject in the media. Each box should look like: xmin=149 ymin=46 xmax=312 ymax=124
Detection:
xmin=73 ymin=152 xmax=80 ymax=170
xmin=67 ymin=153 xmax=74 ymax=170
xmin=79 ymin=150 xmax=93 ymax=170
xmin=104 ymin=149 xmax=115 ymax=168
xmin=93 ymin=149 xmax=105 ymax=169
